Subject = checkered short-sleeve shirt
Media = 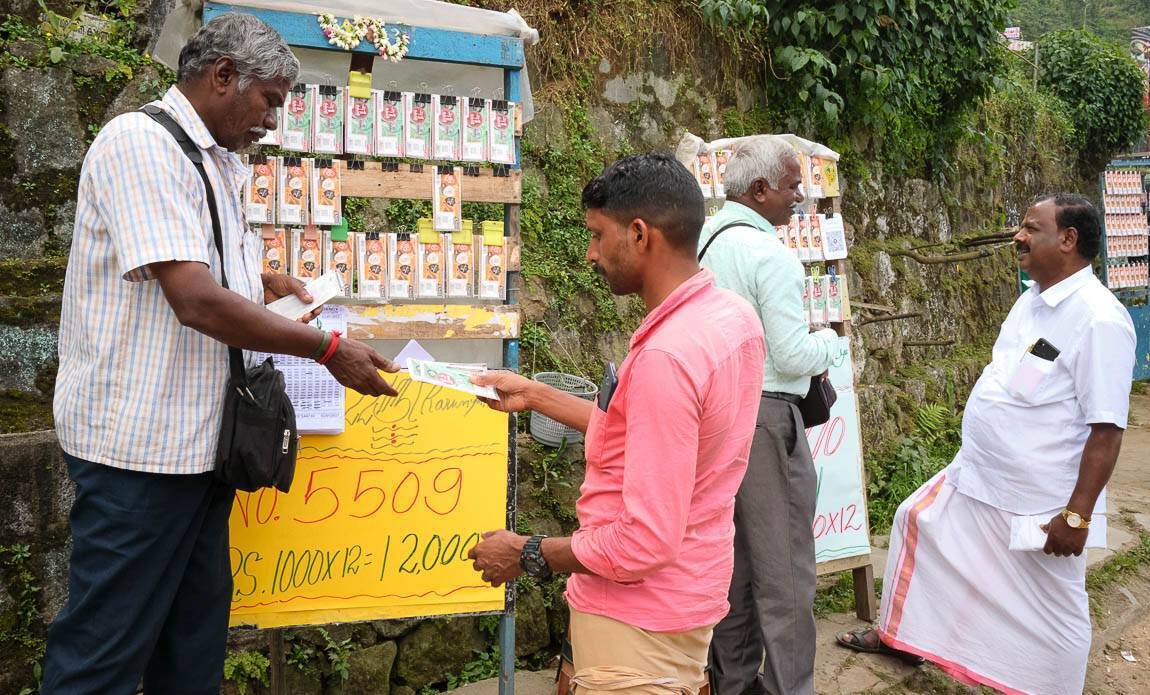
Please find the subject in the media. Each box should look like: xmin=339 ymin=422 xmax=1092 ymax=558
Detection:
xmin=54 ymin=86 xmax=264 ymax=474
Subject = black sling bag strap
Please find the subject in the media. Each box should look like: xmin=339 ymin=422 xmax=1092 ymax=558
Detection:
xmin=140 ymin=104 xmax=299 ymax=492
xmin=141 ymin=105 xmax=246 ymax=380
xmin=697 ymin=222 xmax=756 ymax=261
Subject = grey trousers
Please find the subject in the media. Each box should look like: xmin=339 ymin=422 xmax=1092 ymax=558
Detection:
xmin=708 ymin=395 xmax=817 ymax=695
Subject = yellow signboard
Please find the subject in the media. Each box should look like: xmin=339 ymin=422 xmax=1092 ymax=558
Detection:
xmin=228 ymin=373 xmax=509 ymax=628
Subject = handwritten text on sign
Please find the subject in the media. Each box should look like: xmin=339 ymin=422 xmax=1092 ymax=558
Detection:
xmin=808 ymin=338 xmax=871 ymax=564
xmin=228 ymin=373 xmax=509 ymax=628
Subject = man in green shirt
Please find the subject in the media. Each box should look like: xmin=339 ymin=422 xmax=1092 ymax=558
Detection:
xmin=700 ymin=135 xmax=838 ymax=695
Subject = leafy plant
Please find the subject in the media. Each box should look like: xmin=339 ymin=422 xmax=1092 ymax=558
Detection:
xmin=1036 ymin=28 xmax=1149 ymax=166
xmin=813 ymin=573 xmax=883 ymax=617
xmin=222 ymin=650 xmax=270 ymax=695
xmin=531 ymin=439 xmax=575 ymax=490
xmin=477 ymin=614 xmax=502 ymax=640
xmin=698 ymin=0 xmax=770 ymax=33
xmin=0 ymin=542 xmax=47 ymax=693
xmin=865 ymin=403 xmax=960 ymax=533
xmin=285 ymin=638 xmax=320 ymax=677
xmin=0 ymin=1 xmax=154 ymax=83
xmin=317 ymin=627 xmax=353 ymax=682
xmin=445 ymin=648 xmax=502 ymax=689
xmin=516 ymin=104 xmax=639 ymax=377
xmin=914 ymin=403 xmax=951 ymax=446
xmin=16 ymin=663 xmax=41 ymax=695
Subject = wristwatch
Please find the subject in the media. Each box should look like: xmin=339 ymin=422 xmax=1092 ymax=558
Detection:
xmin=1061 ymin=509 xmax=1091 ymax=529
xmin=519 ymin=534 xmax=551 ymax=578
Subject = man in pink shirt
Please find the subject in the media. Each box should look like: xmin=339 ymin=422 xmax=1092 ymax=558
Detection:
xmin=469 ymin=153 xmax=765 ymax=693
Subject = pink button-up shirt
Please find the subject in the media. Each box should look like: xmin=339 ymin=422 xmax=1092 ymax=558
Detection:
xmin=567 ymin=269 xmax=765 ymax=632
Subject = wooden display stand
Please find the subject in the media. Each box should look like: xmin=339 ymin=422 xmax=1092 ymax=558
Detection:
xmin=1098 ymin=159 xmax=1150 ymax=381
xmin=201 ymin=3 xmax=528 ymax=693
xmin=814 ymin=194 xmax=877 ymax=622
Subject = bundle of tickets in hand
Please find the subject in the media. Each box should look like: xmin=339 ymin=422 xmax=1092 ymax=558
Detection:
xmin=406 ymin=358 xmax=498 ymax=399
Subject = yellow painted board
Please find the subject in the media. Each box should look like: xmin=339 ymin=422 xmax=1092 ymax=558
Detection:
xmin=228 ymin=373 xmax=509 ymax=628
xmin=346 ymin=303 xmax=520 ymax=341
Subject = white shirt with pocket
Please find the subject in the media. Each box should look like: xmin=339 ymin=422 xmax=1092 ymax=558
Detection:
xmin=947 ymin=266 xmax=1136 ymax=530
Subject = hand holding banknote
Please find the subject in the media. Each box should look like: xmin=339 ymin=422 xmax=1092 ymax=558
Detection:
xmin=470 ymin=371 xmax=535 ymax=413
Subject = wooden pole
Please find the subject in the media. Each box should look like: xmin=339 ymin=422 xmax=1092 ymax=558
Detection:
xmin=852 ymin=565 xmax=878 ymax=621
xmin=268 ymin=629 xmax=285 ymax=695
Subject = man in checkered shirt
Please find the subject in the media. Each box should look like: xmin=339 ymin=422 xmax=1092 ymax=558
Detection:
xmin=44 ymin=14 xmax=398 ymax=694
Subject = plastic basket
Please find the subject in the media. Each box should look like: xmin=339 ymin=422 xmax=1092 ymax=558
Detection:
xmin=529 ymin=372 xmax=599 ymax=447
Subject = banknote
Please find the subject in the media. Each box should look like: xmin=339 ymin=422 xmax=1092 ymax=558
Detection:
xmin=406 ymin=358 xmax=498 ymax=399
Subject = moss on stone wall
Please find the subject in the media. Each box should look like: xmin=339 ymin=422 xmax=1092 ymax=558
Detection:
xmin=0 ymin=390 xmax=54 ymax=434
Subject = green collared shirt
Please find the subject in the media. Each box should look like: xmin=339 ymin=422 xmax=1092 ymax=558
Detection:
xmin=698 ymin=201 xmax=838 ymax=396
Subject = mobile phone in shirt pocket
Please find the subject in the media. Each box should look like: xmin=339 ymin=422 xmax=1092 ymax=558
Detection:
xmin=1005 ymin=350 xmax=1057 ymax=401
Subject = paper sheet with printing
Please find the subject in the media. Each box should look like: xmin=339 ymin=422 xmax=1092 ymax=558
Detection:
xmin=255 ymin=305 xmax=348 ymax=434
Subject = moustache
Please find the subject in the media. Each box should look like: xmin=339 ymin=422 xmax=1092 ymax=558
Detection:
xmin=592 ymin=263 xmax=607 ymax=279
xmin=248 ymin=126 xmax=268 ymax=139
xmin=1015 ymin=242 xmax=1030 ymax=253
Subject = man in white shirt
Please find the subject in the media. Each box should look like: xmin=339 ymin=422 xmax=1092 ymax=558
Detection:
xmin=837 ymin=194 xmax=1136 ymax=694
xmin=700 ymin=135 xmax=839 ymax=695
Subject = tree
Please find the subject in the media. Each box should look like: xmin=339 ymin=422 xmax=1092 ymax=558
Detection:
xmin=1010 ymin=0 xmax=1150 ymax=45
xmin=1037 ymin=29 xmax=1148 ymax=164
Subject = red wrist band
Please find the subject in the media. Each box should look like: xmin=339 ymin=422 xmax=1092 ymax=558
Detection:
xmin=318 ymin=330 xmax=341 ymax=365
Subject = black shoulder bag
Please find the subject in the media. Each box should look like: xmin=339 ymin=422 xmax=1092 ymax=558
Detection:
xmin=141 ymin=105 xmax=298 ymax=492
xmin=699 ymin=220 xmax=837 ymax=427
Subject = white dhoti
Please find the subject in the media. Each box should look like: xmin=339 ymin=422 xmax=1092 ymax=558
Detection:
xmin=877 ymin=469 xmax=1090 ymax=695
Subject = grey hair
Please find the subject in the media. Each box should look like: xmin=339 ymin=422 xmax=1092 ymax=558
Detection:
xmin=722 ymin=135 xmax=798 ymax=197
xmin=178 ymin=13 xmax=300 ymax=90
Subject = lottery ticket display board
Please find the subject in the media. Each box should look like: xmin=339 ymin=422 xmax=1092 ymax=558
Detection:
xmin=228 ymin=373 xmax=509 ymax=628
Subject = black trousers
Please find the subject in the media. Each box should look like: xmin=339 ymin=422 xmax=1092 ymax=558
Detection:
xmin=42 ymin=453 xmax=235 ymax=695
xmin=708 ymin=396 xmax=818 ymax=695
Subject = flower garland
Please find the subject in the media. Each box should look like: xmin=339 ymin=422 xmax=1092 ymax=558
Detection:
xmin=317 ymin=13 xmax=366 ymax=51
xmin=316 ymin=14 xmax=410 ymax=62
xmin=368 ymin=22 xmax=411 ymax=63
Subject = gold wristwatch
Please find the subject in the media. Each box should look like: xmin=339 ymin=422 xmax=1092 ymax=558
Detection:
xmin=1061 ymin=509 xmax=1091 ymax=529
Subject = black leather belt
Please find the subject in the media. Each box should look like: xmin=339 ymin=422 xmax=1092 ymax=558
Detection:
xmin=762 ymin=391 xmax=802 ymax=405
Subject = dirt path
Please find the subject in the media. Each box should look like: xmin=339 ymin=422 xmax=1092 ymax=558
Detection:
xmin=813 ymin=391 xmax=1150 ymax=694
xmin=1082 ymin=390 xmax=1150 ymax=695
xmin=1086 ymin=570 xmax=1150 ymax=695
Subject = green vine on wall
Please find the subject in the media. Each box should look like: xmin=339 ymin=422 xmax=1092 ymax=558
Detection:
xmin=518 ymin=105 xmax=644 ymax=377
xmin=699 ymin=0 xmax=1015 ymax=174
